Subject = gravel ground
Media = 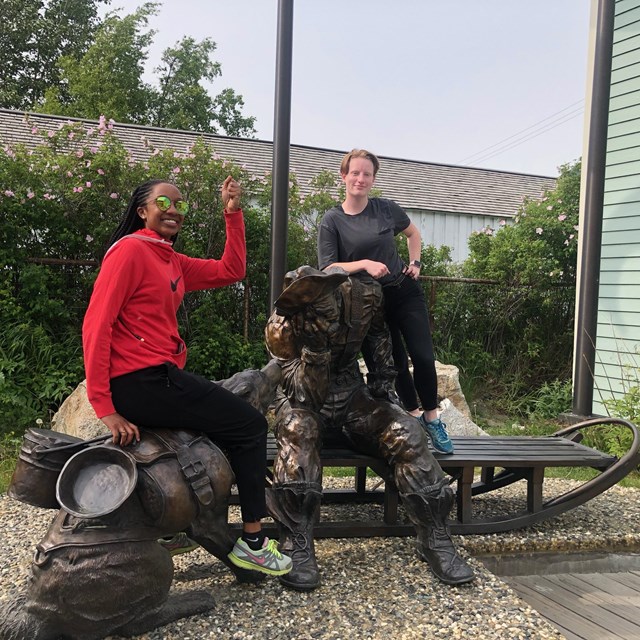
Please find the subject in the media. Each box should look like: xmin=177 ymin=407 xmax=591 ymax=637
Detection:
xmin=1 ymin=477 xmax=639 ymax=640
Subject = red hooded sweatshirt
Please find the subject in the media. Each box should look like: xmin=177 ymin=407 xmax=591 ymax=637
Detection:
xmin=82 ymin=210 xmax=246 ymax=418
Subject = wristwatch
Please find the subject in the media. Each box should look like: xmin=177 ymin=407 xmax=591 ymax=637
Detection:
xmin=410 ymin=260 xmax=422 ymax=268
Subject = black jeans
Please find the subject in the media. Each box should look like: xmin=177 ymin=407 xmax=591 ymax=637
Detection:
xmin=380 ymin=276 xmax=437 ymax=412
xmin=110 ymin=363 xmax=268 ymax=522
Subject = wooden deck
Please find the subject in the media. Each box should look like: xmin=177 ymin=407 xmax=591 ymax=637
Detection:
xmin=505 ymin=571 xmax=640 ymax=640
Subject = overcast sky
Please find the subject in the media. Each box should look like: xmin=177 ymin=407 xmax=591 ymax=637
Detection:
xmin=108 ymin=1 xmax=593 ymax=177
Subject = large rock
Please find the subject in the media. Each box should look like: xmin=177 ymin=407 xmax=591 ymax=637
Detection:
xmin=435 ymin=361 xmax=472 ymax=419
xmin=439 ymin=398 xmax=487 ymax=437
xmin=51 ymin=380 xmax=107 ymax=440
xmin=358 ymin=358 xmax=473 ymax=419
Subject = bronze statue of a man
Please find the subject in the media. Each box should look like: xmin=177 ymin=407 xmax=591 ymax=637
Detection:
xmin=265 ymin=266 xmax=474 ymax=591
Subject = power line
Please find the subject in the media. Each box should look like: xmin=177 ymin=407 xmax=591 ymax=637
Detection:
xmin=466 ymin=108 xmax=584 ymax=165
xmin=456 ymin=99 xmax=585 ymax=164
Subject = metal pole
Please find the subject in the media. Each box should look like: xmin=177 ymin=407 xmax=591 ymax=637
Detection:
xmin=572 ymin=0 xmax=615 ymax=417
xmin=269 ymin=0 xmax=294 ymax=310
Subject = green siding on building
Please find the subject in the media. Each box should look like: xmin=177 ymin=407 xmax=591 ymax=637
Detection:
xmin=593 ymin=0 xmax=640 ymax=416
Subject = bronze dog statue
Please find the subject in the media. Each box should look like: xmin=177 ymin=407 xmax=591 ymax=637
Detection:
xmin=0 ymin=361 xmax=281 ymax=640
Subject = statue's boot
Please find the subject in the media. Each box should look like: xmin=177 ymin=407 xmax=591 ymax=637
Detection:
xmin=267 ymin=482 xmax=322 ymax=591
xmin=401 ymin=479 xmax=475 ymax=585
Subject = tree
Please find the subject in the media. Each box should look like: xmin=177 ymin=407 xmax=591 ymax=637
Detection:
xmin=41 ymin=4 xmax=157 ymax=123
xmin=465 ymin=161 xmax=581 ymax=287
xmin=0 ymin=0 xmax=107 ymax=110
xmin=431 ymin=161 xmax=582 ymax=400
xmin=39 ymin=4 xmax=256 ymax=136
xmin=152 ymin=38 xmax=256 ymax=136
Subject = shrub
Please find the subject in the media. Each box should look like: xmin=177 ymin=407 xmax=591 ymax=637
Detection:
xmin=0 ymin=118 xmax=287 ymax=435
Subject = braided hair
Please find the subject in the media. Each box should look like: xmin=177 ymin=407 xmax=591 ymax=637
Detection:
xmin=108 ymin=179 xmax=168 ymax=247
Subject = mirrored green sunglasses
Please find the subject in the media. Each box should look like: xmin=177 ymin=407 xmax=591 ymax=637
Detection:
xmin=153 ymin=195 xmax=189 ymax=215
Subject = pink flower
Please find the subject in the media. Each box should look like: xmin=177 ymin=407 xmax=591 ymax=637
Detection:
xmin=546 ymin=205 xmax=553 ymax=210
xmin=48 ymin=130 xmax=55 ymax=138
xmin=66 ymin=171 xmax=73 ymax=177
xmin=557 ymin=214 xmax=567 ymax=221
xmin=86 ymin=181 xmax=92 ymax=188
xmin=31 ymin=126 xmax=39 ymax=134
xmin=76 ymin=150 xmax=84 ymax=158
xmin=97 ymin=169 xmax=105 ymax=175
xmin=85 ymin=235 xmax=94 ymax=243
xmin=535 ymin=227 xmax=543 ymax=235
xmin=27 ymin=190 xmax=35 ymax=199
xmin=172 ymin=167 xmax=181 ymax=174
xmin=499 ymin=219 xmax=506 ymax=226
xmin=110 ymin=193 xmax=119 ymax=199
xmin=90 ymin=146 xmax=99 ymax=153
xmin=4 ymin=190 xmax=14 ymax=197
xmin=73 ymin=186 xmax=83 ymax=193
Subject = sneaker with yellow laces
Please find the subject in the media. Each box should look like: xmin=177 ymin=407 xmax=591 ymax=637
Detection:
xmin=158 ymin=532 xmax=199 ymax=556
xmin=228 ymin=537 xmax=292 ymax=576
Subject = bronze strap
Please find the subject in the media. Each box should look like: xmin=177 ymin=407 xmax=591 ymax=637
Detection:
xmin=136 ymin=428 xmax=215 ymax=508
xmin=174 ymin=444 xmax=214 ymax=507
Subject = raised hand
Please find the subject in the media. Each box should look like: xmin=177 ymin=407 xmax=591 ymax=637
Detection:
xmin=221 ymin=176 xmax=242 ymax=212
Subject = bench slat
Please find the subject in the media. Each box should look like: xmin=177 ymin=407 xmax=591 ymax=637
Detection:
xmin=257 ymin=427 xmax=634 ymax=537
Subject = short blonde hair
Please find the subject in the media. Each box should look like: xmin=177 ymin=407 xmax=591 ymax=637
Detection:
xmin=340 ymin=149 xmax=380 ymax=176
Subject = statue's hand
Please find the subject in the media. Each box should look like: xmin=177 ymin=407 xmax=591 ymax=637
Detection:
xmin=292 ymin=313 xmax=329 ymax=353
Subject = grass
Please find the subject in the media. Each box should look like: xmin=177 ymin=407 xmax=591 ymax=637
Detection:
xmin=0 ymin=433 xmax=22 ymax=494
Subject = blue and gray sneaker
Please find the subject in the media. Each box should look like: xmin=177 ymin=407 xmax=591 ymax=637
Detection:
xmin=418 ymin=414 xmax=454 ymax=455
xmin=228 ymin=537 xmax=292 ymax=576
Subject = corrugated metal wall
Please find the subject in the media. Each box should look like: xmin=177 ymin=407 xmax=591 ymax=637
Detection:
xmin=407 ymin=209 xmax=508 ymax=263
xmin=592 ymin=0 xmax=640 ymax=414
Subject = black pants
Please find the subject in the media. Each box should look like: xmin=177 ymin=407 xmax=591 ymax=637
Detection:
xmin=110 ymin=363 xmax=268 ymax=523
xmin=382 ymin=277 xmax=437 ymax=412
xmin=383 ymin=278 xmax=438 ymax=411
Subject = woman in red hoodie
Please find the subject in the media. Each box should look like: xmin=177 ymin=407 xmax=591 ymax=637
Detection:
xmin=82 ymin=177 xmax=291 ymax=577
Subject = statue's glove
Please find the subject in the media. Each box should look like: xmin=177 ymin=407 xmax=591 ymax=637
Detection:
xmin=292 ymin=313 xmax=329 ymax=353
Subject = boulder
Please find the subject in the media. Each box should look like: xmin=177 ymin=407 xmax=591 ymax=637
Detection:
xmin=439 ymin=398 xmax=487 ymax=437
xmin=51 ymin=380 xmax=107 ymax=440
xmin=435 ymin=361 xmax=472 ymax=419
xmin=358 ymin=358 xmax=473 ymax=419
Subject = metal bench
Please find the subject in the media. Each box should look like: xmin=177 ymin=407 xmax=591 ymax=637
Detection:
xmin=252 ymin=417 xmax=639 ymax=537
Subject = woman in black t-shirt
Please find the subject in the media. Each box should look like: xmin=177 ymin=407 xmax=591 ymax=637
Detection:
xmin=317 ymin=149 xmax=453 ymax=454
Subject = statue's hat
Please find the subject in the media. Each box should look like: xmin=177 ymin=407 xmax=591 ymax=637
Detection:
xmin=274 ymin=265 xmax=348 ymax=316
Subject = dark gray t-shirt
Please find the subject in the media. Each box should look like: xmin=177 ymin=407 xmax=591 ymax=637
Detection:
xmin=317 ymin=198 xmax=410 ymax=285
